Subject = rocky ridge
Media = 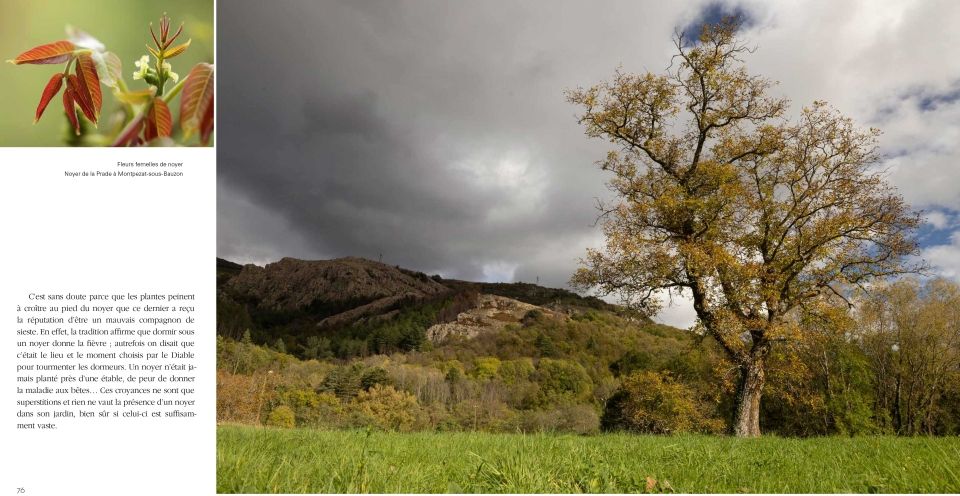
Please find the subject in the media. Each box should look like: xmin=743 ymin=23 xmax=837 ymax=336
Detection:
xmin=426 ymin=293 xmax=565 ymax=342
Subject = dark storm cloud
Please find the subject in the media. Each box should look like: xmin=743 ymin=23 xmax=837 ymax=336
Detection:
xmin=216 ymin=0 xmax=726 ymax=286
xmin=218 ymin=0 xmax=960 ymax=326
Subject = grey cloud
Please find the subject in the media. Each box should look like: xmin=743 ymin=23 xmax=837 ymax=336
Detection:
xmin=217 ymin=0 xmax=960 ymax=303
xmin=218 ymin=0 xmax=704 ymax=287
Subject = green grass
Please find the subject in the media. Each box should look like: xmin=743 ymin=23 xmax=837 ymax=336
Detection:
xmin=217 ymin=425 xmax=960 ymax=493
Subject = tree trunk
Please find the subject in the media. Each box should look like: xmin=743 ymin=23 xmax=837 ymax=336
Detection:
xmin=732 ymin=358 xmax=766 ymax=437
xmin=892 ymin=373 xmax=902 ymax=434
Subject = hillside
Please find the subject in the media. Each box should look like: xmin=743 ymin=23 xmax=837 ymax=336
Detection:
xmin=224 ymin=257 xmax=448 ymax=312
xmin=222 ymin=257 xmax=450 ymax=330
xmin=216 ymin=257 xmax=960 ymax=438
xmin=216 ymin=256 xmax=642 ymax=356
xmin=216 ymin=256 xmax=721 ymax=435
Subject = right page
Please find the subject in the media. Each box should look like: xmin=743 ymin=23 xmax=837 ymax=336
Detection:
xmin=215 ymin=1 xmax=960 ymax=494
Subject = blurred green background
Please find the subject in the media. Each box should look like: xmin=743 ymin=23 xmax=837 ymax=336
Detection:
xmin=0 ymin=0 xmax=213 ymax=146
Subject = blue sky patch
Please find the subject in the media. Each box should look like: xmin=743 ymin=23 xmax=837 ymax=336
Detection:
xmin=681 ymin=2 xmax=755 ymax=44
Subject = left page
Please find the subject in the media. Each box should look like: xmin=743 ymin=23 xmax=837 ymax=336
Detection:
xmin=0 ymin=2 xmax=216 ymax=494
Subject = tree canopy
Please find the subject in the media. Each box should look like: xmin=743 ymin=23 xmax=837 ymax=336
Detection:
xmin=567 ymin=19 xmax=920 ymax=437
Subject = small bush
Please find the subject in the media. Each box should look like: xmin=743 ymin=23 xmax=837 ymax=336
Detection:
xmin=217 ymin=370 xmax=273 ymax=424
xmin=360 ymin=367 xmax=392 ymax=391
xmin=609 ymin=350 xmax=653 ymax=377
xmin=498 ymin=358 xmax=535 ymax=384
xmin=614 ymin=371 xmax=722 ymax=434
xmin=348 ymin=385 xmax=426 ymax=431
xmin=472 ymin=357 xmax=502 ymax=380
xmin=321 ymin=363 xmax=365 ymax=399
xmin=521 ymin=405 xmax=600 ymax=435
xmin=451 ymin=399 xmax=519 ymax=432
xmin=521 ymin=309 xmax=544 ymax=327
xmin=266 ymin=405 xmax=296 ymax=428
xmin=276 ymin=389 xmax=343 ymax=427
xmin=534 ymin=333 xmax=559 ymax=357
xmin=534 ymin=358 xmax=593 ymax=406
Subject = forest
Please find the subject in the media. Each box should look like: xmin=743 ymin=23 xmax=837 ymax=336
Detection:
xmin=216 ymin=276 xmax=960 ymax=437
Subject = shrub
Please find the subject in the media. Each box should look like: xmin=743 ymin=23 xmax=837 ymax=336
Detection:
xmin=534 ymin=333 xmax=559 ymax=357
xmin=348 ymin=385 xmax=426 ymax=431
xmin=360 ymin=367 xmax=392 ymax=391
xmin=520 ymin=405 xmax=600 ymax=435
xmin=445 ymin=366 xmax=463 ymax=383
xmin=498 ymin=358 xmax=535 ymax=384
xmin=387 ymin=364 xmax=450 ymax=406
xmin=472 ymin=357 xmax=501 ymax=380
xmin=614 ymin=371 xmax=722 ymax=434
xmin=423 ymin=402 xmax=456 ymax=431
xmin=321 ymin=363 xmax=365 ymax=399
xmin=266 ymin=405 xmax=295 ymax=428
xmin=557 ymin=404 xmax=601 ymax=435
xmin=451 ymin=398 xmax=518 ymax=432
xmin=217 ymin=370 xmax=272 ymax=424
xmin=534 ymin=358 xmax=592 ymax=406
xmin=609 ymin=350 xmax=653 ymax=377
xmin=276 ymin=388 xmax=343 ymax=427
xmin=521 ymin=309 xmax=545 ymax=327
xmin=302 ymin=335 xmax=333 ymax=360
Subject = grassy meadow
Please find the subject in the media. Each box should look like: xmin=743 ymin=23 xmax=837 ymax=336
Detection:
xmin=217 ymin=425 xmax=960 ymax=493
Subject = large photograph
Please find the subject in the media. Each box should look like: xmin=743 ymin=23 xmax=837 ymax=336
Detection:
xmin=1 ymin=0 xmax=213 ymax=146
xmin=215 ymin=1 xmax=960 ymax=493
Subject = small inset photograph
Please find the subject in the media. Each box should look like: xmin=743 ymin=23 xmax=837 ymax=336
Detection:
xmin=1 ymin=0 xmax=213 ymax=147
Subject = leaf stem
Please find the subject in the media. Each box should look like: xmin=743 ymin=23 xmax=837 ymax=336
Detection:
xmin=117 ymin=75 xmax=130 ymax=93
xmin=62 ymin=56 xmax=75 ymax=76
xmin=161 ymin=75 xmax=187 ymax=104
xmin=115 ymin=77 xmax=134 ymax=115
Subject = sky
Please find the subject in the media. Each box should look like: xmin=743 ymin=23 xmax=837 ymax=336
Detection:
xmin=218 ymin=0 xmax=960 ymax=328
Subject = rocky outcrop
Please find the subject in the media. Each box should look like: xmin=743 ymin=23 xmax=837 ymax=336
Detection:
xmin=426 ymin=294 xmax=564 ymax=342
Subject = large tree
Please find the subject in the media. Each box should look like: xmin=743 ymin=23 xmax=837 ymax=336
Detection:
xmin=567 ymin=20 xmax=920 ymax=437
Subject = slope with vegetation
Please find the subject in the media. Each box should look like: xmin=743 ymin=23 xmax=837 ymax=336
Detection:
xmin=216 ymin=257 xmax=960 ymax=437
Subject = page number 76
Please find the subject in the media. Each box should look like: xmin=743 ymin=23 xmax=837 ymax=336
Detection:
xmin=16 ymin=488 xmax=25 ymax=494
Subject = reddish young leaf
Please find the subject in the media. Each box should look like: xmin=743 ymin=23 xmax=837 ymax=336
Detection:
xmin=74 ymin=53 xmax=102 ymax=119
xmin=144 ymin=98 xmax=173 ymax=141
xmin=9 ymin=40 xmax=75 ymax=65
xmin=179 ymin=63 xmax=214 ymax=138
xmin=35 ymin=74 xmax=64 ymax=123
xmin=62 ymin=87 xmax=80 ymax=135
xmin=200 ymin=98 xmax=214 ymax=145
xmin=66 ymin=75 xmax=96 ymax=125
